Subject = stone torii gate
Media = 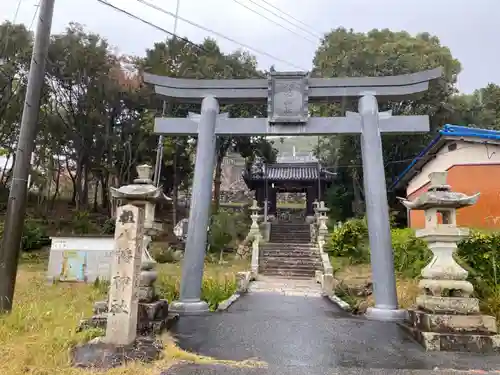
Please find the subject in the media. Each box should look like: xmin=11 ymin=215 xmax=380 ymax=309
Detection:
xmin=144 ymin=68 xmax=442 ymax=321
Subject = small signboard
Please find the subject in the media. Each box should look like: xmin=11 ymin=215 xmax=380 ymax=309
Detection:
xmin=47 ymin=236 xmax=115 ymax=283
xmin=59 ymin=250 xmax=87 ymax=282
xmin=268 ymin=71 xmax=309 ymax=125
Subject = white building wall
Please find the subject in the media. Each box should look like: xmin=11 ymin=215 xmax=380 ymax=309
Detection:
xmin=407 ymin=139 xmax=500 ymax=196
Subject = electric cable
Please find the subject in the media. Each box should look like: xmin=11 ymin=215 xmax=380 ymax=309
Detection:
xmin=96 ymin=0 xmax=266 ymax=78
xmin=247 ymin=0 xmax=322 ymax=39
xmin=132 ymin=0 xmax=306 ymax=70
xmin=231 ymin=0 xmax=317 ymax=45
xmin=28 ymin=2 xmax=41 ymax=31
xmin=1 ymin=0 xmax=24 ymax=64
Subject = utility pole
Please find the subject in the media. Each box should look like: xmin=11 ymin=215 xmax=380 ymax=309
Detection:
xmin=0 ymin=0 xmax=56 ymax=313
xmin=154 ymin=0 xmax=181 ymax=186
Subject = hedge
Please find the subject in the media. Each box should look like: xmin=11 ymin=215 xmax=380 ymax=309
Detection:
xmin=328 ymin=217 xmax=500 ymax=286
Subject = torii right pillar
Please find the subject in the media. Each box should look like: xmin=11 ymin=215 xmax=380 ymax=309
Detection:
xmin=359 ymin=94 xmax=406 ymax=322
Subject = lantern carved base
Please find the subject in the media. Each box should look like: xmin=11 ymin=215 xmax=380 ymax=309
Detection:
xmin=78 ymin=299 xmax=179 ymax=335
xmin=402 ymin=253 xmax=500 ymax=352
xmin=403 ymin=271 xmax=500 ymax=353
xmin=401 ymin=225 xmax=500 ymax=352
xmin=402 ymin=308 xmax=500 ymax=353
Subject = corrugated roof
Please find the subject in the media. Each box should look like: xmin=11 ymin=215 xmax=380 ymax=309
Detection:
xmin=244 ymin=162 xmax=333 ymax=182
xmin=389 ymin=124 xmax=500 ymax=191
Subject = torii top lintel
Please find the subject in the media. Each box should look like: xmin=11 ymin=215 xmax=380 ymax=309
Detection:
xmin=143 ymin=67 xmax=443 ymax=105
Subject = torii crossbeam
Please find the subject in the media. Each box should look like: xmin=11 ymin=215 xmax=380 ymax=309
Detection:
xmin=144 ymin=68 xmax=443 ymax=321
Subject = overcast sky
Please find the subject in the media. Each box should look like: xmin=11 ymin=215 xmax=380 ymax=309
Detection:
xmin=0 ymin=0 xmax=497 ymax=93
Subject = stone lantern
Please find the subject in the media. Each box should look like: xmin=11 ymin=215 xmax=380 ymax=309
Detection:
xmin=79 ymin=164 xmax=174 ymax=336
xmin=249 ymin=200 xmax=262 ymax=276
xmin=249 ymin=199 xmax=262 ymax=231
xmin=315 ymin=201 xmax=329 ymax=250
xmin=110 ymin=164 xmax=170 ymax=304
xmin=399 ymin=171 xmax=500 ymax=352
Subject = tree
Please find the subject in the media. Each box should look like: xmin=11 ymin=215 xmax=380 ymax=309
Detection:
xmin=0 ymin=22 xmax=33 ymax=186
xmin=449 ymin=84 xmax=500 ymax=129
xmin=312 ymin=28 xmax=462 ymax=220
xmin=0 ymin=23 xmax=276 ymax=218
xmin=41 ymin=23 xmax=158 ymax=212
xmin=141 ymin=37 xmax=276 ymax=213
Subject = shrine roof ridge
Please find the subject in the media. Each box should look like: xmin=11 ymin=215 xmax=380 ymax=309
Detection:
xmin=143 ymin=68 xmax=443 ymax=104
xmin=243 ymin=161 xmax=334 ymax=183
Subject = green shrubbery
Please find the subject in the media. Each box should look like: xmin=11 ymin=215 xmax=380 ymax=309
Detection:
xmin=155 ymin=273 xmax=237 ymax=311
xmin=0 ymin=219 xmax=50 ymax=252
xmin=328 ymin=217 xmax=500 ymax=282
xmin=208 ymin=210 xmax=249 ymax=253
xmin=391 ymin=228 xmax=431 ymax=278
xmin=150 ymin=244 xmax=183 ymax=264
xmin=328 ymin=217 xmax=500 ymax=317
xmin=326 ymin=217 xmax=369 ymax=264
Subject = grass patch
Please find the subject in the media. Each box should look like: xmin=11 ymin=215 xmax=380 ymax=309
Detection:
xmin=332 ymin=257 xmax=420 ymax=314
xmin=155 ymin=259 xmax=248 ymax=311
xmin=0 ymin=257 xmax=252 ymax=375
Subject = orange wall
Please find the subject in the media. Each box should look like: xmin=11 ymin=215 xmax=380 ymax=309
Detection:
xmin=408 ymin=164 xmax=500 ymax=229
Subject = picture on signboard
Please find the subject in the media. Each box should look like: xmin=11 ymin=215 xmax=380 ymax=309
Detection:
xmin=59 ymin=250 xmax=87 ymax=282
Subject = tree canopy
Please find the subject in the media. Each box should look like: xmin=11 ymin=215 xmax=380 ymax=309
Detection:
xmin=0 ymin=22 xmax=277 ymax=216
xmin=312 ymin=28 xmax=466 ymax=220
xmin=1 ymin=21 xmax=499 ymax=224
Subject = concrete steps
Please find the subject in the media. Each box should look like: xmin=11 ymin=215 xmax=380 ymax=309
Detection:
xmin=269 ymin=222 xmax=311 ymax=244
xmin=259 ymin=222 xmax=321 ymax=278
xmin=259 ymin=268 xmax=317 ymax=278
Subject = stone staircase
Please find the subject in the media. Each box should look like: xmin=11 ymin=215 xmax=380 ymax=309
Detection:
xmin=259 ymin=222 xmax=322 ymax=278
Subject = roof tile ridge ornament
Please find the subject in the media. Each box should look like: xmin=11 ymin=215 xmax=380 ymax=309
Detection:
xmin=397 ymin=171 xmax=479 ymax=210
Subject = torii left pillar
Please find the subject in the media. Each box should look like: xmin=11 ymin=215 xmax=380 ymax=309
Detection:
xmin=169 ymin=96 xmax=219 ymax=314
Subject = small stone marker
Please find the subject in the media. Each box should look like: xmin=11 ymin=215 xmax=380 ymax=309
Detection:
xmin=73 ymin=165 xmax=176 ymax=370
xmin=104 ymin=204 xmax=145 ymax=346
xmin=174 ymin=218 xmax=189 ymax=241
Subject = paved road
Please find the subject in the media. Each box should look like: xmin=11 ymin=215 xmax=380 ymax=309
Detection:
xmin=163 ymin=363 xmax=500 ymax=375
xmin=165 ymin=288 xmax=500 ymax=375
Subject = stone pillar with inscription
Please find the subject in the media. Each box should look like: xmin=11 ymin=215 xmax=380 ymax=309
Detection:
xmin=77 ymin=165 xmax=175 ymax=340
xmin=105 ymin=203 xmax=144 ymax=345
xmin=71 ymin=199 xmax=165 ymax=370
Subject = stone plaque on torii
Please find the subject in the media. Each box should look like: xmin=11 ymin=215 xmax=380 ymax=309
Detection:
xmin=144 ymin=67 xmax=443 ymax=321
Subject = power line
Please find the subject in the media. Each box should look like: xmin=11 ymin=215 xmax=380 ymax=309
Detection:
xmin=96 ymin=0 xmax=206 ymax=52
xmin=1 ymin=0 xmax=24 ymax=60
xmin=247 ymin=0 xmax=322 ymax=40
xmin=96 ymin=0 xmax=265 ymax=78
xmin=0 ymin=0 xmax=36 ymax=101
xmin=132 ymin=0 xmax=306 ymax=70
xmin=12 ymin=0 xmax=23 ymax=24
xmin=231 ymin=0 xmax=317 ymax=45
xmin=28 ymin=2 xmax=41 ymax=31
xmin=258 ymin=0 xmax=323 ymax=38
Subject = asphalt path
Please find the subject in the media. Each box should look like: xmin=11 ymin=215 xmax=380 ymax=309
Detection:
xmin=164 ymin=292 xmax=500 ymax=375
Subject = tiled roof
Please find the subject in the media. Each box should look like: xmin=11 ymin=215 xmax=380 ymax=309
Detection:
xmin=389 ymin=124 xmax=500 ymax=191
xmin=244 ymin=162 xmax=333 ymax=181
